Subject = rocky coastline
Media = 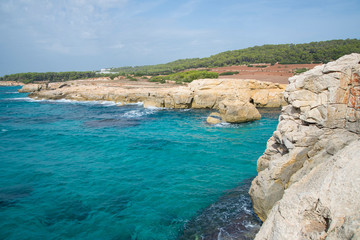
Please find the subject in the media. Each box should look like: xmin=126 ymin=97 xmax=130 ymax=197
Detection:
xmin=17 ymin=54 xmax=360 ymax=239
xmin=250 ymin=53 xmax=360 ymax=239
xmin=19 ymin=78 xmax=286 ymax=123
xmin=0 ymin=81 xmax=23 ymax=86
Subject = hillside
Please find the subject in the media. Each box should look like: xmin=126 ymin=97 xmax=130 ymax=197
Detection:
xmin=1 ymin=39 xmax=359 ymax=84
xmin=111 ymin=39 xmax=360 ymax=75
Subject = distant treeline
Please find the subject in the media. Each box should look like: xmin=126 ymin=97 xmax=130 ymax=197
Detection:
xmin=0 ymin=72 xmax=99 ymax=84
xmin=111 ymin=39 xmax=360 ymax=75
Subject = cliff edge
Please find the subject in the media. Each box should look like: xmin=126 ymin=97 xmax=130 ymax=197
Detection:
xmin=249 ymin=53 xmax=360 ymax=239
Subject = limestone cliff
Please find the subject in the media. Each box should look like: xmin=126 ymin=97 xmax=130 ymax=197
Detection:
xmin=249 ymin=53 xmax=360 ymax=239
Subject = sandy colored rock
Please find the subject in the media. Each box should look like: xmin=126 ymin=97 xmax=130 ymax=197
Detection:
xmin=19 ymin=83 xmax=46 ymax=92
xmin=0 ymin=81 xmax=23 ymax=86
xmin=219 ymin=100 xmax=261 ymax=123
xmin=21 ymin=78 xmax=287 ymax=123
xmin=249 ymin=53 xmax=360 ymax=240
xmin=206 ymin=112 xmax=222 ymax=124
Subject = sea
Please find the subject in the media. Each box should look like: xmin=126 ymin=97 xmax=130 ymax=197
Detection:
xmin=0 ymin=86 xmax=280 ymax=240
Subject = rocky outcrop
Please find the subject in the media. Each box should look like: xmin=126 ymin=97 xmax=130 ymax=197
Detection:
xmin=219 ymin=100 xmax=261 ymax=123
xmin=20 ymin=78 xmax=286 ymax=123
xmin=249 ymin=53 xmax=360 ymax=239
xmin=188 ymin=79 xmax=286 ymax=109
xmin=0 ymin=81 xmax=23 ymax=86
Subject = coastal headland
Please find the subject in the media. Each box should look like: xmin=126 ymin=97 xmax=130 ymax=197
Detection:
xmin=14 ymin=54 xmax=360 ymax=239
xmin=250 ymin=53 xmax=360 ymax=239
xmin=19 ymin=78 xmax=286 ymax=123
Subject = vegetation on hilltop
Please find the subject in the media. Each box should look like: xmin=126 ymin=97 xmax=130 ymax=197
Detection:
xmin=149 ymin=70 xmax=218 ymax=84
xmin=0 ymin=72 xmax=99 ymax=84
xmin=219 ymin=71 xmax=239 ymax=76
xmin=0 ymin=71 xmax=128 ymax=84
xmin=1 ymin=39 xmax=359 ymax=83
xmin=111 ymin=39 xmax=360 ymax=75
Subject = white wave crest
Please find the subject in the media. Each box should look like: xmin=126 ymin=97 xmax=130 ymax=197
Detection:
xmin=126 ymin=102 xmax=144 ymax=106
xmin=122 ymin=108 xmax=159 ymax=118
xmin=214 ymin=122 xmax=231 ymax=127
xmin=144 ymin=106 xmax=165 ymax=110
xmin=3 ymin=97 xmax=37 ymax=102
xmin=3 ymin=97 xmax=121 ymax=107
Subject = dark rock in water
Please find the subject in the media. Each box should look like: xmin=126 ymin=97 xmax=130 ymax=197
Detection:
xmin=0 ymin=184 xmax=33 ymax=208
xmin=128 ymin=139 xmax=172 ymax=150
xmin=179 ymin=178 xmax=261 ymax=240
xmin=42 ymin=199 xmax=90 ymax=226
xmin=84 ymin=118 xmax=140 ymax=128
xmin=98 ymin=195 xmax=131 ymax=218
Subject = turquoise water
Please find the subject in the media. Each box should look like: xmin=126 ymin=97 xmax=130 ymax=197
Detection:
xmin=0 ymin=86 xmax=279 ymax=240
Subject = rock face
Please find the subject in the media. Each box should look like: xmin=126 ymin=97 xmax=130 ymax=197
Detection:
xmin=219 ymin=100 xmax=261 ymax=123
xmin=0 ymin=81 xmax=23 ymax=86
xmin=20 ymin=78 xmax=286 ymax=123
xmin=249 ymin=53 xmax=360 ymax=239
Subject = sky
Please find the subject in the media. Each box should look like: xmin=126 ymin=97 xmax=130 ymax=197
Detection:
xmin=0 ymin=0 xmax=359 ymax=76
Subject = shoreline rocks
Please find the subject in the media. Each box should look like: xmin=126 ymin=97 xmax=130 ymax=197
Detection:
xmin=0 ymin=81 xmax=23 ymax=86
xmin=20 ymin=78 xmax=286 ymax=123
xmin=249 ymin=53 xmax=360 ymax=239
xmin=206 ymin=112 xmax=222 ymax=124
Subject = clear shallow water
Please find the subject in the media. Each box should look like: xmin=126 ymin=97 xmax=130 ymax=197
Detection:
xmin=0 ymin=86 xmax=279 ymax=240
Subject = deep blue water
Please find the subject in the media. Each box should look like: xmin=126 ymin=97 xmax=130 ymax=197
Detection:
xmin=0 ymin=86 xmax=279 ymax=240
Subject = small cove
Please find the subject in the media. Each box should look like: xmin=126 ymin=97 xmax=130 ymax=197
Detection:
xmin=0 ymin=86 xmax=280 ymax=239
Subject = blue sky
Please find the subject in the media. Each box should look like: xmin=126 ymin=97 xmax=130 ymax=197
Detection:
xmin=0 ymin=0 xmax=359 ymax=75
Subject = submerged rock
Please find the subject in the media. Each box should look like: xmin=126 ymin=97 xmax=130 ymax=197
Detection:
xmin=84 ymin=118 xmax=140 ymax=129
xmin=0 ymin=185 xmax=33 ymax=207
xmin=42 ymin=199 xmax=90 ymax=226
xmin=179 ymin=178 xmax=261 ymax=240
xmin=249 ymin=53 xmax=360 ymax=239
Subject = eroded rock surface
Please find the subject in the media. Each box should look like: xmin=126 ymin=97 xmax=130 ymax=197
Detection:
xmin=20 ymin=78 xmax=286 ymax=123
xmin=249 ymin=53 xmax=360 ymax=239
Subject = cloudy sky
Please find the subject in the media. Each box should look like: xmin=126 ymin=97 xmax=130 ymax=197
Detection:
xmin=0 ymin=0 xmax=359 ymax=75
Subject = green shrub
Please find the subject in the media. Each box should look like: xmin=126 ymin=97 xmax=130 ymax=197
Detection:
xmin=219 ymin=71 xmax=239 ymax=76
xmin=126 ymin=76 xmax=138 ymax=81
xmin=149 ymin=70 xmax=218 ymax=84
xmin=294 ymin=68 xmax=309 ymax=75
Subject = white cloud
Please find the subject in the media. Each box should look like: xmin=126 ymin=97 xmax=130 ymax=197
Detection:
xmin=110 ymin=43 xmax=125 ymax=49
xmin=170 ymin=0 xmax=200 ymax=19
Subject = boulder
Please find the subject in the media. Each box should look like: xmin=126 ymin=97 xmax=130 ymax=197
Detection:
xmin=206 ymin=112 xmax=222 ymax=124
xmin=219 ymin=100 xmax=261 ymax=123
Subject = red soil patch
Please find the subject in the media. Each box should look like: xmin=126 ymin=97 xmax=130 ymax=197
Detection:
xmin=211 ymin=63 xmax=321 ymax=84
